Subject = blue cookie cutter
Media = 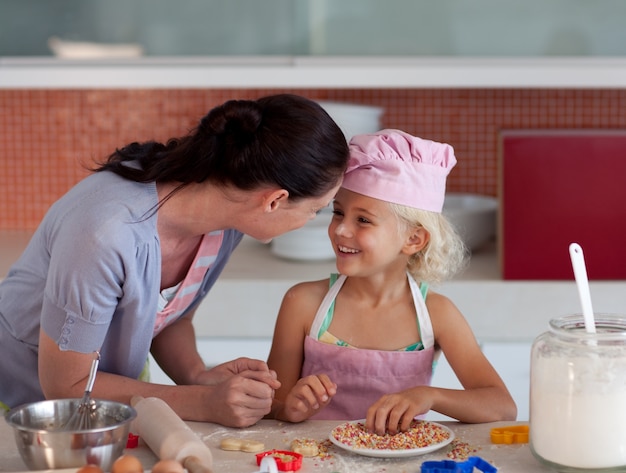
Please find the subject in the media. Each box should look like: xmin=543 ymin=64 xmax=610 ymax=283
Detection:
xmin=421 ymin=456 xmax=497 ymax=473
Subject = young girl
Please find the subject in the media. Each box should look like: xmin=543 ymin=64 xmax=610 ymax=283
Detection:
xmin=267 ymin=129 xmax=517 ymax=434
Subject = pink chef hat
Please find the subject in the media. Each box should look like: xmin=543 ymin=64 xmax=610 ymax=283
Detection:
xmin=342 ymin=129 xmax=457 ymax=213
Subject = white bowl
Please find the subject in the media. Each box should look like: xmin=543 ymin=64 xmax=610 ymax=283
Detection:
xmin=443 ymin=193 xmax=497 ymax=251
xmin=271 ymin=208 xmax=335 ymax=261
xmin=48 ymin=37 xmax=144 ymax=58
xmin=317 ymin=101 xmax=383 ymax=141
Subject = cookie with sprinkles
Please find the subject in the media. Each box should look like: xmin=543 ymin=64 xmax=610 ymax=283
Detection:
xmin=290 ymin=438 xmax=320 ymax=457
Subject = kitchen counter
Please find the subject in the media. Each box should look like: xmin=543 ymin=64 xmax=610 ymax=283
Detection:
xmin=3 ymin=56 xmax=626 ymax=89
xmin=185 ymin=236 xmax=626 ymax=343
xmin=0 ymin=419 xmax=548 ymax=473
xmin=2 ymin=231 xmax=626 ymax=343
xmin=0 ymin=231 xmax=498 ymax=285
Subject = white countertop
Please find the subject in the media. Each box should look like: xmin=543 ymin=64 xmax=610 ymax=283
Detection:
xmin=3 ymin=56 xmax=626 ymax=89
xmin=2 ymin=231 xmax=625 ymax=343
xmin=196 ymin=237 xmax=626 ymax=342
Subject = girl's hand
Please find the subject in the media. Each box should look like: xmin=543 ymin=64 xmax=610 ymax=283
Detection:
xmin=282 ymin=374 xmax=337 ymax=423
xmin=365 ymin=387 xmax=433 ymax=436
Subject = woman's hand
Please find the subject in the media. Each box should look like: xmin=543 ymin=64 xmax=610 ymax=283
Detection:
xmin=193 ymin=358 xmax=282 ymax=427
xmin=194 ymin=357 xmax=277 ymax=385
xmin=279 ymin=374 xmax=337 ymax=423
xmin=150 ymin=317 xmax=280 ymax=427
xmin=193 ymin=362 xmax=282 ymax=427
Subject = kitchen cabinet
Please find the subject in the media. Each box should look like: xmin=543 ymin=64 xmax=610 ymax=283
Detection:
xmin=3 ymin=0 xmax=625 ymax=57
xmin=501 ymin=131 xmax=626 ymax=280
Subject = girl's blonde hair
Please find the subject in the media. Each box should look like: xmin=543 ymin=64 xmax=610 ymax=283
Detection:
xmin=390 ymin=203 xmax=469 ymax=285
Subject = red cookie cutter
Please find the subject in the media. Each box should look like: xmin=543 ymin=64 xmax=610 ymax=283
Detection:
xmin=255 ymin=450 xmax=303 ymax=472
xmin=126 ymin=433 xmax=139 ymax=448
xmin=490 ymin=425 xmax=529 ymax=444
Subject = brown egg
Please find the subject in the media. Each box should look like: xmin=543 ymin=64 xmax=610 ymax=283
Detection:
xmin=76 ymin=464 xmax=104 ymax=473
xmin=151 ymin=459 xmax=185 ymax=473
xmin=111 ymin=454 xmax=144 ymax=473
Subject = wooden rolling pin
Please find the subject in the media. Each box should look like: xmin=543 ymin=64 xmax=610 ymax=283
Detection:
xmin=131 ymin=396 xmax=213 ymax=473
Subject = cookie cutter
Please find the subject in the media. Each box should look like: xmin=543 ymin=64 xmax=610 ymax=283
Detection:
xmin=256 ymin=450 xmax=303 ymax=472
xmin=252 ymin=456 xmax=279 ymax=473
xmin=490 ymin=425 xmax=529 ymax=444
xmin=126 ymin=433 xmax=139 ymax=448
xmin=421 ymin=456 xmax=497 ymax=473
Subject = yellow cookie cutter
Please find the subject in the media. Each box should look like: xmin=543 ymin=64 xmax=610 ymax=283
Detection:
xmin=490 ymin=425 xmax=529 ymax=444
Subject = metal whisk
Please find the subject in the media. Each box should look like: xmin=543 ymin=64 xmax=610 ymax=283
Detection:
xmin=61 ymin=351 xmax=100 ymax=430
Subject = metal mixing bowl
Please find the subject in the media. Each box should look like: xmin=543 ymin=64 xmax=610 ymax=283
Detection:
xmin=5 ymin=398 xmax=136 ymax=470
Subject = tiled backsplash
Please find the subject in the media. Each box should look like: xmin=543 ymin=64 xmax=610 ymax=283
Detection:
xmin=1 ymin=88 xmax=625 ymax=230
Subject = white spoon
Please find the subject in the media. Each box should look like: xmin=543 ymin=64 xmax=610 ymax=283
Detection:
xmin=569 ymin=242 xmax=596 ymax=333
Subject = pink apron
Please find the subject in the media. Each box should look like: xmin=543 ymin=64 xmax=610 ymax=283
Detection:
xmin=301 ymin=273 xmax=438 ymax=420
xmin=154 ymin=231 xmax=223 ymax=337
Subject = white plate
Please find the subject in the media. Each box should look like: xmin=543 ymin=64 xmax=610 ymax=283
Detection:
xmin=329 ymin=420 xmax=455 ymax=459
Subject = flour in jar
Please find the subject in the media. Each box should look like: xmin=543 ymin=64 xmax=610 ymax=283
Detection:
xmin=530 ymin=355 xmax=626 ymax=469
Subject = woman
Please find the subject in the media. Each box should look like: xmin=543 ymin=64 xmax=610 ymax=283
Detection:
xmin=0 ymin=94 xmax=349 ymax=428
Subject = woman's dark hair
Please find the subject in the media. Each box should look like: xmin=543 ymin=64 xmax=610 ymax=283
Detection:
xmin=96 ymin=94 xmax=349 ymax=201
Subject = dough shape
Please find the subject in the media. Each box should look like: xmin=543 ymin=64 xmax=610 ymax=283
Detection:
xmin=220 ymin=437 xmax=244 ymax=451
xmin=290 ymin=438 xmax=319 ymax=457
xmin=219 ymin=437 xmax=265 ymax=453
xmin=241 ymin=440 xmax=266 ymax=453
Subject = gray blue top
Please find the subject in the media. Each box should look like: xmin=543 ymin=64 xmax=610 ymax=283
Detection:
xmin=0 ymin=170 xmax=243 ymax=408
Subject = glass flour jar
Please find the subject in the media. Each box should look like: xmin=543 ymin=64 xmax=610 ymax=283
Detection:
xmin=530 ymin=314 xmax=626 ymax=472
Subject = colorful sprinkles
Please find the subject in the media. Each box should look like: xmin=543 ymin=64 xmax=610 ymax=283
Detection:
xmin=316 ymin=439 xmax=334 ymax=460
xmin=446 ymin=439 xmax=480 ymax=460
xmin=331 ymin=420 xmax=451 ymax=451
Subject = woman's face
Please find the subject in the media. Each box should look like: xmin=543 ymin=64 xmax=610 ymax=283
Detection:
xmin=246 ymin=182 xmax=342 ymax=243
xmin=329 ymin=188 xmax=413 ymax=276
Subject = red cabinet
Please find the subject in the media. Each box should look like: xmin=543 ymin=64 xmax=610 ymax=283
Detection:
xmin=501 ymin=130 xmax=626 ymax=280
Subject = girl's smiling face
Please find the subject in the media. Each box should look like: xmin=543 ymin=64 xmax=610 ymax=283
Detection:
xmin=329 ymin=188 xmax=419 ymax=277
